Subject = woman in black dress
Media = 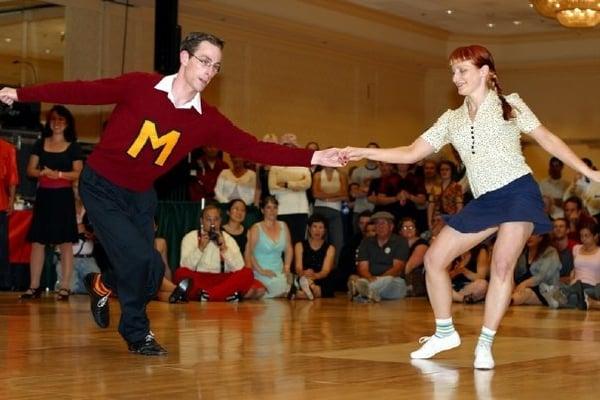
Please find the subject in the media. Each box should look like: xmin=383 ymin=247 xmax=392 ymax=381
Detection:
xmin=293 ymin=213 xmax=335 ymax=299
xmin=222 ymin=198 xmax=248 ymax=254
xmin=21 ymin=105 xmax=83 ymax=300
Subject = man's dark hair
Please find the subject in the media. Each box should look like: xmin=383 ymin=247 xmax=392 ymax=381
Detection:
xmin=564 ymin=196 xmax=583 ymax=210
xmin=180 ymin=32 xmax=225 ymax=54
xmin=358 ymin=210 xmax=373 ymax=219
xmin=549 ymin=156 xmax=563 ymax=167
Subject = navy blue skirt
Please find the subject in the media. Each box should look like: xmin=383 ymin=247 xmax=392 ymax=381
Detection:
xmin=445 ymin=174 xmax=552 ymax=235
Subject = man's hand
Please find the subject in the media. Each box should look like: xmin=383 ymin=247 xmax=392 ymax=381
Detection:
xmin=311 ymin=148 xmax=345 ymax=167
xmin=0 ymin=87 xmax=18 ymax=106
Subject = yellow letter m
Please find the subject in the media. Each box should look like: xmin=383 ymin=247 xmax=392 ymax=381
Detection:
xmin=126 ymin=120 xmax=181 ymax=166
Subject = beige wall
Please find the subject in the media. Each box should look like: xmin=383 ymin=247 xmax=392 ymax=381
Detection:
xmin=4 ymin=0 xmax=600 ymax=179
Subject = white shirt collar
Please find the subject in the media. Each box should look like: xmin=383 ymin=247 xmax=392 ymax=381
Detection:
xmin=154 ymin=74 xmax=202 ymax=114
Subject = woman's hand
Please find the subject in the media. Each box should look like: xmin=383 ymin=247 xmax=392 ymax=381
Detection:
xmin=260 ymin=269 xmax=276 ymax=278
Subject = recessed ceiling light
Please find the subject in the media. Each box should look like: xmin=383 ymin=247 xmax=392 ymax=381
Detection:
xmin=487 ymin=23 xmax=495 ymax=28
xmin=4 ymin=37 xmax=11 ymax=43
xmin=513 ymin=20 xmax=522 ymax=25
xmin=446 ymin=9 xmax=453 ymax=15
xmin=44 ymin=49 xmax=51 ymax=54
xmin=529 ymin=2 xmax=533 ymax=7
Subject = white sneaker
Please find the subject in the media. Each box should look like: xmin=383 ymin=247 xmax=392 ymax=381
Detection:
xmin=355 ymin=278 xmax=370 ymax=298
xmin=299 ymin=276 xmax=314 ymax=300
xmin=410 ymin=331 xmax=461 ymax=359
xmin=473 ymin=343 xmax=495 ymax=370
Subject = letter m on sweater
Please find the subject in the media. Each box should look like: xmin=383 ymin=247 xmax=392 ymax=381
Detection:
xmin=127 ymin=120 xmax=181 ymax=166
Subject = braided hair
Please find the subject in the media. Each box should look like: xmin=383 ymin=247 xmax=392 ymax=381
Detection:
xmin=449 ymin=45 xmax=514 ymax=121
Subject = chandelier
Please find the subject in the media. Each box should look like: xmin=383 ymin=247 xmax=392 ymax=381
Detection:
xmin=531 ymin=0 xmax=600 ymax=27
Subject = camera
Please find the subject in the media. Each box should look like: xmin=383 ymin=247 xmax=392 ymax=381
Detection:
xmin=208 ymin=224 xmax=220 ymax=243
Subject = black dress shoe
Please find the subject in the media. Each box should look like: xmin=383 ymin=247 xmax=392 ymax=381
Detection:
xmin=128 ymin=335 xmax=168 ymax=356
xmin=168 ymin=278 xmax=190 ymax=303
xmin=83 ymin=273 xmax=110 ymax=328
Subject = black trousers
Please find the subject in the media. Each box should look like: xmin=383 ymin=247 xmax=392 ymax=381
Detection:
xmin=278 ymin=213 xmax=307 ymax=244
xmin=79 ymin=166 xmax=164 ymax=344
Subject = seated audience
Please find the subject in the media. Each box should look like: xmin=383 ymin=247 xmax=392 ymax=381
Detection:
xmin=349 ymin=211 xmax=409 ymax=302
xmin=399 ymin=217 xmax=428 ymax=297
xmin=430 ymin=160 xmax=463 ymax=227
xmin=214 ymin=156 xmax=257 ymax=206
xmin=563 ymin=196 xmax=597 ymax=242
xmin=171 ymin=204 xmax=254 ymax=302
xmin=246 ymin=196 xmax=293 ymax=298
xmin=543 ymin=223 xmax=600 ymax=309
xmin=563 ymin=158 xmax=600 ymax=221
xmin=55 ymin=195 xmax=100 ymax=294
xmin=450 ymin=244 xmax=490 ymax=303
xmin=512 ymin=233 xmax=561 ymax=306
xmin=291 ymin=214 xmax=335 ymax=300
xmin=222 ymin=199 xmax=249 ymax=254
xmin=550 ymin=217 xmax=577 ymax=284
xmin=334 ymin=210 xmax=372 ymax=291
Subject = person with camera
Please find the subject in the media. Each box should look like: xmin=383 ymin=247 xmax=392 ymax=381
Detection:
xmin=172 ymin=203 xmax=254 ymax=302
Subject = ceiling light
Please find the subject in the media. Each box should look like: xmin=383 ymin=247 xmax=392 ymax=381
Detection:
xmin=513 ymin=20 xmax=523 ymax=25
xmin=531 ymin=0 xmax=600 ymax=27
xmin=44 ymin=49 xmax=51 ymax=54
xmin=487 ymin=23 xmax=495 ymax=28
xmin=4 ymin=37 xmax=11 ymax=43
xmin=446 ymin=9 xmax=453 ymax=15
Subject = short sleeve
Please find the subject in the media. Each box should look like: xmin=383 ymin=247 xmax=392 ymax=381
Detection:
xmin=392 ymin=236 xmax=410 ymax=262
xmin=30 ymin=139 xmax=43 ymax=156
xmin=356 ymin=238 xmax=370 ymax=262
xmin=419 ymin=110 xmax=452 ymax=153
xmin=506 ymin=93 xmax=541 ymax=134
xmin=67 ymin=142 xmax=85 ymax=161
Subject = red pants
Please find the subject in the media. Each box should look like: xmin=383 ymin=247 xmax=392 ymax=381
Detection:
xmin=173 ymin=267 xmax=255 ymax=301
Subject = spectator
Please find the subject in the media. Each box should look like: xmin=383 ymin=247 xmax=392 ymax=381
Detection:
xmin=246 ymin=196 xmax=293 ymax=298
xmin=255 ymin=133 xmax=278 ymax=203
xmin=214 ymin=155 xmax=257 ymax=206
xmin=171 ymin=204 xmax=254 ymax=302
xmin=450 ymin=245 xmax=490 ymax=303
xmin=350 ymin=211 xmax=409 ymax=302
xmin=550 ymin=217 xmax=577 ymax=284
xmin=396 ymin=163 xmax=428 ymax=233
xmin=512 ymin=233 xmax=561 ymax=306
xmin=431 ymin=160 xmax=463 ymax=226
xmin=312 ymin=164 xmax=348 ymax=266
xmin=400 ymin=217 xmax=429 ymax=297
xmin=350 ymin=142 xmax=381 ymax=232
xmin=367 ymin=162 xmax=404 ymax=223
xmin=539 ymin=156 xmax=569 ymax=208
xmin=291 ymin=213 xmax=335 ymax=300
xmin=21 ymin=105 xmax=84 ymax=301
xmin=55 ymin=192 xmax=101 ymax=294
xmin=188 ymin=145 xmax=229 ymax=202
xmin=222 ymin=198 xmax=249 ymax=254
xmin=563 ymin=158 xmax=600 ymax=221
xmin=0 ymin=137 xmax=18 ymax=290
xmin=564 ymin=196 xmax=597 ymax=242
xmin=269 ymin=134 xmax=312 ymax=244
xmin=542 ymin=194 xmax=564 ymax=220
xmin=334 ymin=210 xmax=372 ymax=292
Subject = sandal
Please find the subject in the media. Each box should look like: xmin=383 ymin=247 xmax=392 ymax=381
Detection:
xmin=19 ymin=287 xmax=44 ymax=300
xmin=56 ymin=288 xmax=71 ymax=301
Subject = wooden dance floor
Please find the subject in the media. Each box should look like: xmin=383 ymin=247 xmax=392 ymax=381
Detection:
xmin=1 ymin=292 xmax=600 ymax=399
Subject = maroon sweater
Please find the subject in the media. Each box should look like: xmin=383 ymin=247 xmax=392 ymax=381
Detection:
xmin=18 ymin=72 xmax=313 ymax=191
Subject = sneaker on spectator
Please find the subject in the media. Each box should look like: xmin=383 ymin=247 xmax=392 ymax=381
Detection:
xmin=347 ymin=279 xmax=357 ymax=300
xmin=199 ymin=289 xmax=210 ymax=302
xmin=355 ymin=278 xmax=380 ymax=302
xmin=473 ymin=342 xmax=495 ymax=370
xmin=410 ymin=332 xmax=461 ymax=359
xmin=539 ymin=283 xmax=566 ymax=309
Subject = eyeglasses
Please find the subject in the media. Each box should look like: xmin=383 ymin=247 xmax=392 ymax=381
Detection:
xmin=189 ymin=53 xmax=221 ymax=74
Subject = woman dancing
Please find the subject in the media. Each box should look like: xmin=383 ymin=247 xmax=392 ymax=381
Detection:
xmin=344 ymin=45 xmax=600 ymax=369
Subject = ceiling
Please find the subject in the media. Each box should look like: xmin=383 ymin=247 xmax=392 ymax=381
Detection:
xmin=345 ymin=0 xmax=573 ymax=35
xmin=0 ymin=0 xmax=595 ymax=64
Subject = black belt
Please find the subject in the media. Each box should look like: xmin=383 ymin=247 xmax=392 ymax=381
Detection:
xmin=74 ymin=254 xmax=94 ymax=258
